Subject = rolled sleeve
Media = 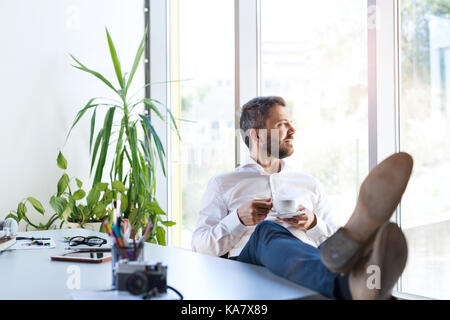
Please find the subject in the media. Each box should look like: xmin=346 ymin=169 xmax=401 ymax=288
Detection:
xmin=191 ymin=177 xmax=249 ymax=257
xmin=221 ymin=209 xmax=248 ymax=236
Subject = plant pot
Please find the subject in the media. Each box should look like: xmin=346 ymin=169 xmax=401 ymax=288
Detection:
xmin=66 ymin=222 xmax=102 ymax=232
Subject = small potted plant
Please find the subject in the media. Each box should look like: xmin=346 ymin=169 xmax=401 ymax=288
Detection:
xmin=6 ymin=152 xmax=119 ymax=231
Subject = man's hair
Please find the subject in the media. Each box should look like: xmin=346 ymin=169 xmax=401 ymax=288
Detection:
xmin=239 ymin=96 xmax=286 ymax=147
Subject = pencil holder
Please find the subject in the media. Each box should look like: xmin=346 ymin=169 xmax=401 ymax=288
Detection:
xmin=111 ymin=241 xmax=144 ymax=290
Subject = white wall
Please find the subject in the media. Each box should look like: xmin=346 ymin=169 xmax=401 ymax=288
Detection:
xmin=0 ymin=0 xmax=144 ymax=230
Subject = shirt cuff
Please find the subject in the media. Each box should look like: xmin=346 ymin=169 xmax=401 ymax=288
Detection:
xmin=306 ymin=215 xmax=327 ymax=244
xmin=221 ymin=209 xmax=249 ymax=237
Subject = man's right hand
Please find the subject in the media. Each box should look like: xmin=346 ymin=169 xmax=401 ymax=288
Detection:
xmin=237 ymin=198 xmax=273 ymax=226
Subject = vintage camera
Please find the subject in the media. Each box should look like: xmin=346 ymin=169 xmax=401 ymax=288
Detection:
xmin=116 ymin=261 xmax=167 ymax=296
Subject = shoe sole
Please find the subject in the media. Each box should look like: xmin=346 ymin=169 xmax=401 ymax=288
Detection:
xmin=320 ymin=152 xmax=413 ymax=273
xmin=349 ymin=222 xmax=408 ymax=300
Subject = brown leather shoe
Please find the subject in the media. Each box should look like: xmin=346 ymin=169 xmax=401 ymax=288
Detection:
xmin=320 ymin=152 xmax=413 ymax=273
xmin=349 ymin=222 xmax=408 ymax=300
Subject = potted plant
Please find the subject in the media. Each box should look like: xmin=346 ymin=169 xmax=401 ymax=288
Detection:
xmin=7 ymin=27 xmax=179 ymax=245
xmin=6 ymin=152 xmax=118 ymax=232
xmin=65 ymin=27 xmax=179 ymax=244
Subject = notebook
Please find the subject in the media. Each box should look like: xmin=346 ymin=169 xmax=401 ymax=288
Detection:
xmin=0 ymin=236 xmax=16 ymax=252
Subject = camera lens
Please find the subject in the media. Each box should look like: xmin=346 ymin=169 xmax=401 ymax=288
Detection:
xmin=126 ymin=271 xmax=149 ymax=295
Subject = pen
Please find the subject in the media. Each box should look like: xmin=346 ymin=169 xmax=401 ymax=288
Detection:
xmin=16 ymin=237 xmax=51 ymax=241
xmin=111 ymin=225 xmax=124 ymax=247
xmin=131 ymin=227 xmax=137 ymax=257
xmin=103 ymin=222 xmax=111 ymax=236
xmin=64 ymin=247 xmax=111 ymax=252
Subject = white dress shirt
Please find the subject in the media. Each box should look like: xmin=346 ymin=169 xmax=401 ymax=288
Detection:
xmin=191 ymin=155 xmax=341 ymax=258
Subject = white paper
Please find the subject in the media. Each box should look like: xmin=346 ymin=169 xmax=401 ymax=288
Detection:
xmin=8 ymin=238 xmax=56 ymax=250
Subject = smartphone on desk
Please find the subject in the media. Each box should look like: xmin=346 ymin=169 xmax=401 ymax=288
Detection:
xmin=51 ymin=251 xmax=112 ymax=263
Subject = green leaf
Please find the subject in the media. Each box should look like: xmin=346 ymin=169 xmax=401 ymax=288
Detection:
xmin=139 ymin=114 xmax=165 ymax=155
xmin=104 ymin=190 xmax=114 ymax=204
xmin=139 ymin=139 xmax=152 ymax=167
xmin=105 ymin=27 xmax=125 ymax=89
xmin=124 ymin=28 xmax=146 ymax=96
xmin=92 ymin=202 xmax=107 ymax=217
xmin=89 ymin=108 xmax=97 ymax=154
xmin=49 ymin=196 xmax=68 ymax=216
xmin=154 ymin=139 xmax=166 ymax=177
xmin=68 ymin=195 xmax=78 ymax=215
xmin=73 ymin=189 xmax=86 ymax=200
xmin=151 ymin=99 xmax=181 ymax=140
xmin=93 ymin=107 xmax=116 ymax=186
xmin=5 ymin=213 xmax=19 ymax=223
xmin=86 ymin=188 xmax=101 ymax=208
xmin=17 ymin=202 xmax=27 ymax=220
xmin=57 ymin=173 xmax=70 ymax=196
xmin=129 ymin=207 xmax=139 ymax=226
xmin=65 ymin=98 xmax=98 ymax=142
xmin=76 ymin=178 xmax=83 ymax=188
xmin=70 ymin=54 xmax=118 ymax=95
xmin=27 ymin=197 xmax=45 ymax=215
xmin=121 ymin=193 xmax=128 ymax=212
xmin=139 ymin=114 xmax=166 ymax=176
xmin=160 ymin=220 xmax=176 ymax=227
xmin=77 ymin=205 xmax=88 ymax=221
xmin=156 ymin=226 xmax=166 ymax=245
xmin=141 ymin=99 xmax=164 ymax=120
xmin=117 ymin=148 xmax=125 ymax=182
xmin=91 ymin=128 xmax=104 ymax=175
xmin=94 ymin=182 xmax=109 ymax=191
xmin=114 ymin=119 xmax=125 ymax=180
xmin=138 ymin=167 xmax=150 ymax=195
xmin=128 ymin=125 xmax=142 ymax=196
xmin=57 ymin=152 xmax=68 ymax=170
xmin=112 ymin=180 xmax=126 ymax=192
xmin=148 ymin=200 xmax=166 ymax=216
xmin=61 ymin=205 xmax=71 ymax=221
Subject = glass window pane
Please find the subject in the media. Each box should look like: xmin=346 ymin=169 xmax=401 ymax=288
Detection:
xmin=399 ymin=0 xmax=450 ymax=299
xmin=171 ymin=0 xmax=235 ymax=249
xmin=261 ymin=0 xmax=368 ymax=226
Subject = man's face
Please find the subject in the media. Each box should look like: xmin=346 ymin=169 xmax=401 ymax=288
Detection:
xmin=262 ymin=105 xmax=296 ymax=159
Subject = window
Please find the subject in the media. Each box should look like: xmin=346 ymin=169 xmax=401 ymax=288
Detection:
xmin=170 ymin=0 xmax=235 ymax=249
xmin=260 ymin=0 xmax=369 ymax=225
xmin=162 ymin=1 xmax=450 ymax=299
xmin=399 ymin=0 xmax=450 ymax=299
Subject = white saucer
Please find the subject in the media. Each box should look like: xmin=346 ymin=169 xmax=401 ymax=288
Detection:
xmin=269 ymin=209 xmax=306 ymax=219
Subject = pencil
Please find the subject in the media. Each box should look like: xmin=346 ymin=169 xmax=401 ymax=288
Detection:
xmin=139 ymin=219 xmax=153 ymax=245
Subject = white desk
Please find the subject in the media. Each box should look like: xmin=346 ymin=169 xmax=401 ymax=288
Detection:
xmin=0 ymin=229 xmax=321 ymax=300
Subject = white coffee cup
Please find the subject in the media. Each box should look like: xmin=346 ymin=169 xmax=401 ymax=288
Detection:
xmin=273 ymin=199 xmax=296 ymax=213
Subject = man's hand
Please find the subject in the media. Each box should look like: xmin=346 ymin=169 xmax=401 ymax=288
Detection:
xmin=237 ymin=198 xmax=273 ymax=226
xmin=278 ymin=205 xmax=317 ymax=230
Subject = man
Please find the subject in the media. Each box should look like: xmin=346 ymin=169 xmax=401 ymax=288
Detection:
xmin=191 ymin=96 xmax=412 ymax=300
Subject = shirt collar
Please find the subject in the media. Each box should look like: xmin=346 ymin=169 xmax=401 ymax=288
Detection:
xmin=238 ymin=151 xmax=290 ymax=174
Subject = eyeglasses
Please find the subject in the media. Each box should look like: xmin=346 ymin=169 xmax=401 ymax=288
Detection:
xmin=68 ymin=236 xmax=107 ymax=247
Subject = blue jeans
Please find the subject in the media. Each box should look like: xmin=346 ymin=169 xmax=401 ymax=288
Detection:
xmin=237 ymin=220 xmax=351 ymax=299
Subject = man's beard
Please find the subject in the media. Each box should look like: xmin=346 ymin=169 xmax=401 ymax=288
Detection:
xmin=278 ymin=141 xmax=294 ymax=159
xmin=263 ymin=134 xmax=294 ymax=159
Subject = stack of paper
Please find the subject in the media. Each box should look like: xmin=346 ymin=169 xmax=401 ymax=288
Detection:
xmin=0 ymin=236 xmax=16 ymax=252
